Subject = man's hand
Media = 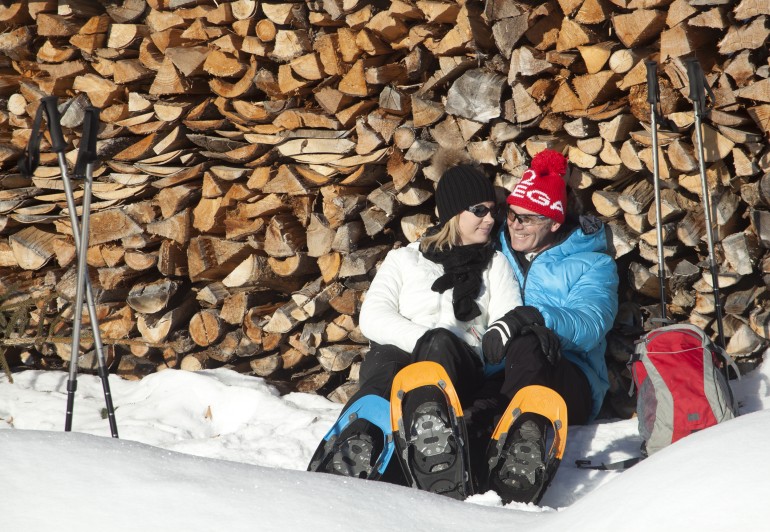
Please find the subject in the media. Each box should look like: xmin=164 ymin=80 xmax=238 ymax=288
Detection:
xmin=521 ymin=323 xmax=561 ymax=365
xmin=482 ymin=306 xmax=545 ymax=364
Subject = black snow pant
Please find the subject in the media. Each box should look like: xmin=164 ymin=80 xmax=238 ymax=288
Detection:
xmin=345 ymin=328 xmax=485 ymax=485
xmin=461 ymin=334 xmax=593 ymax=484
xmin=347 ymin=327 xmax=485 ymax=408
xmin=500 ymin=333 xmax=593 ymax=426
xmin=347 ymin=327 xmax=593 ymax=432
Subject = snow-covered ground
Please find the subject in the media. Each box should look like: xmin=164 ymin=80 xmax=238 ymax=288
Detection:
xmin=1 ymin=357 xmax=769 ymax=531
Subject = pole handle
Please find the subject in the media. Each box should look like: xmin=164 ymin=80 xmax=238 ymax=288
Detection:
xmin=645 ymin=60 xmax=659 ymax=105
xmin=685 ymin=58 xmax=706 ymax=113
xmin=75 ymin=106 xmax=100 ymax=178
xmin=41 ymin=96 xmax=67 ymax=153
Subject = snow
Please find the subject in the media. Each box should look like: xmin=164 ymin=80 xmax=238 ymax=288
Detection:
xmin=1 ymin=358 xmax=769 ymax=532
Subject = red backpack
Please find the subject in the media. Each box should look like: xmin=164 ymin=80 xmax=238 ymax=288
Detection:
xmin=630 ymin=324 xmax=739 ymax=456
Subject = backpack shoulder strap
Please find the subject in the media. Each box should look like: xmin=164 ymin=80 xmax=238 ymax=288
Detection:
xmin=575 ymin=457 xmax=643 ymax=471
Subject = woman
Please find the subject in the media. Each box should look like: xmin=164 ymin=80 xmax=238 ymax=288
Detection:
xmin=308 ymin=162 xmax=522 ymax=499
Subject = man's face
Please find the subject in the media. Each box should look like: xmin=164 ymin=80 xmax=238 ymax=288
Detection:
xmin=506 ymin=206 xmax=560 ymax=254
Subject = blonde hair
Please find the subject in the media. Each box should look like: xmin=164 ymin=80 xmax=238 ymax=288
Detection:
xmin=419 ymin=217 xmax=461 ymax=253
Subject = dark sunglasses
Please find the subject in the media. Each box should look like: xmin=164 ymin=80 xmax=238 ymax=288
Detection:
xmin=507 ymin=210 xmax=550 ymax=225
xmin=466 ymin=204 xmax=499 ymax=218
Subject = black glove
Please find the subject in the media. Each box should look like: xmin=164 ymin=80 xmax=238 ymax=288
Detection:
xmin=482 ymin=306 xmax=545 ymax=365
xmin=521 ymin=323 xmax=561 ymax=366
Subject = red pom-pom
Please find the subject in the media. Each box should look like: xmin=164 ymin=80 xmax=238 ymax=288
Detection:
xmin=530 ymin=149 xmax=568 ymax=179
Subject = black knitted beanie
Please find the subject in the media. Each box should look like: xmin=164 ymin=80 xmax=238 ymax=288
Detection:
xmin=435 ymin=164 xmax=495 ymax=224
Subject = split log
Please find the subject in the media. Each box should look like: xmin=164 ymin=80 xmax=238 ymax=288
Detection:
xmin=317 ymin=344 xmax=367 ymax=373
xmin=9 ymin=226 xmax=60 ymax=270
xmin=137 ymin=298 xmax=198 ymax=345
xmin=189 ymin=309 xmax=224 ymax=347
xmin=126 ymin=279 xmax=179 ymax=314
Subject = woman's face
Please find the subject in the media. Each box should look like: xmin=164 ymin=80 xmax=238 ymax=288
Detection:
xmin=506 ymin=205 xmax=560 ymax=254
xmin=457 ymin=201 xmax=496 ymax=245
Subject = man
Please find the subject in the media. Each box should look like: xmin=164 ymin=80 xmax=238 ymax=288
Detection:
xmin=480 ymin=149 xmax=619 ymax=503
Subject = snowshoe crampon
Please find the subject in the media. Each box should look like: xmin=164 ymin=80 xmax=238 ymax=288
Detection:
xmin=307 ymin=395 xmax=395 ymax=480
xmin=486 ymin=385 xmax=567 ymax=505
xmin=390 ymin=361 xmax=473 ymax=500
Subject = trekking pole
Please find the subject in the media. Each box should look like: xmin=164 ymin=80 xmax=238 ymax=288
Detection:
xmin=645 ymin=60 xmax=668 ymax=323
xmin=684 ymin=58 xmax=726 ymax=350
xmin=39 ymin=98 xmax=119 ymax=437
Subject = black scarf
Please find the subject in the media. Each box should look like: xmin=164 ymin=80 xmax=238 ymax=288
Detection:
xmin=423 ymin=243 xmax=495 ymax=322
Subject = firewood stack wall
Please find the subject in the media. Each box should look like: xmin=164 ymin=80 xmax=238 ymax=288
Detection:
xmin=0 ymin=0 xmax=768 ymax=410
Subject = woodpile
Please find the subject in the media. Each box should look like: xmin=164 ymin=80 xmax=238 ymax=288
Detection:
xmin=0 ymin=0 xmax=768 ymax=412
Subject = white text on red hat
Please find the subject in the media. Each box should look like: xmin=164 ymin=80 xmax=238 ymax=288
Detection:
xmin=510 ymin=169 xmax=565 ymax=216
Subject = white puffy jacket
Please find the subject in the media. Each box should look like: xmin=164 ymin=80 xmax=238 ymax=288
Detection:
xmin=359 ymin=242 xmax=522 ymax=361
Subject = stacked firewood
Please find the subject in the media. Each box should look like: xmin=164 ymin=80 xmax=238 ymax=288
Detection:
xmin=0 ymin=0 xmax=767 ymax=408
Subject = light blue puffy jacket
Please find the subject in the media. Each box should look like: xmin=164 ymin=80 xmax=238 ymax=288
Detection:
xmin=497 ymin=217 xmax=619 ymax=421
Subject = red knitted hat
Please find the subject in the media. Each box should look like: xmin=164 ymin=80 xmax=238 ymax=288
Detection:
xmin=506 ymin=149 xmax=568 ymax=223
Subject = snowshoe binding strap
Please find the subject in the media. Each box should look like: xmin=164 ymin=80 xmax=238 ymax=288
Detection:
xmin=323 ymin=419 xmax=381 ymax=478
xmin=488 ymin=415 xmax=547 ymax=504
xmin=407 ymin=398 xmax=458 ymax=490
xmin=575 ymin=457 xmax=643 ymax=471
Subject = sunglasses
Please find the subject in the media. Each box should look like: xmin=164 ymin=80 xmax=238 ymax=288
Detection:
xmin=466 ymin=204 xmax=499 ymax=218
xmin=507 ymin=210 xmax=550 ymax=226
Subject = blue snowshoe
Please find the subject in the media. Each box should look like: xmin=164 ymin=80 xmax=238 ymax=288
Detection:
xmin=308 ymin=395 xmax=395 ymax=480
